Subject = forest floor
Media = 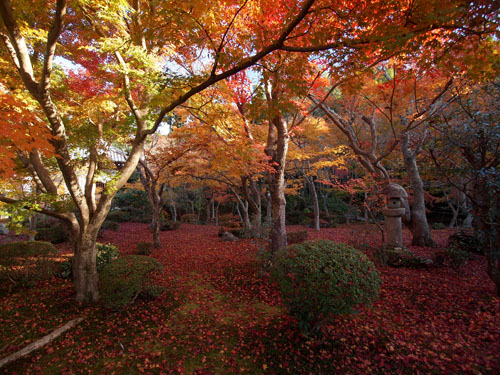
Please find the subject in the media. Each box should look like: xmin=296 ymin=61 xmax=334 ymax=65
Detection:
xmin=0 ymin=223 xmax=499 ymax=374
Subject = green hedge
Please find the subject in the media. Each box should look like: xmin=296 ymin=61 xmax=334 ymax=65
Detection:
xmin=287 ymin=230 xmax=308 ymax=245
xmin=272 ymin=240 xmax=381 ymax=334
xmin=101 ymin=220 xmax=120 ymax=231
xmin=160 ymin=221 xmax=180 ymax=231
xmin=35 ymin=224 xmax=67 ymax=244
xmin=135 ymin=241 xmax=154 ymax=255
xmin=99 ymin=255 xmax=164 ymax=309
xmin=0 ymin=241 xmax=58 ymax=286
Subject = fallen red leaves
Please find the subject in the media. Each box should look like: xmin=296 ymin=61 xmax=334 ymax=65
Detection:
xmin=0 ymin=223 xmax=498 ymax=374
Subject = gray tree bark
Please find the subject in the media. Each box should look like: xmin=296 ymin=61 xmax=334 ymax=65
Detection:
xmin=401 ymin=132 xmax=435 ymax=247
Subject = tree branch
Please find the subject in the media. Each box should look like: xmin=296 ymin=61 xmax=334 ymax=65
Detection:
xmin=0 ymin=0 xmax=39 ymax=95
xmin=0 ymin=195 xmax=72 ymax=222
xmin=148 ymin=0 xmax=317 ymax=136
xmin=40 ymin=0 xmax=67 ymax=93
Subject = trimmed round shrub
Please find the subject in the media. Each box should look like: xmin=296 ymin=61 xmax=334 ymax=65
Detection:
xmin=99 ymin=255 xmax=164 ymax=310
xmin=431 ymin=222 xmax=446 ymax=230
xmin=96 ymin=243 xmax=119 ymax=271
xmin=272 ymin=240 xmax=381 ymax=334
xmin=0 ymin=241 xmax=58 ymax=286
xmin=113 ymin=188 xmax=150 ymax=212
xmin=448 ymin=232 xmax=482 ymax=254
xmin=135 ymin=241 xmax=154 ymax=255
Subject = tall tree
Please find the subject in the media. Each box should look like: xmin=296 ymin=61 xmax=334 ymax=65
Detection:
xmin=0 ymin=0 xmax=318 ymax=302
xmin=430 ymin=79 xmax=500 ymax=295
xmin=309 ymin=65 xmax=454 ymax=246
xmin=0 ymin=0 xmax=497 ymax=300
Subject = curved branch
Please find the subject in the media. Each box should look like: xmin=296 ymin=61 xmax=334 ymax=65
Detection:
xmin=148 ymin=0 xmax=317 ymax=136
xmin=0 ymin=196 xmax=73 ymax=222
xmin=40 ymin=0 xmax=67 ymax=93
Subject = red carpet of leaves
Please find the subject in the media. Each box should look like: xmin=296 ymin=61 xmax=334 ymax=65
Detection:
xmin=0 ymin=223 xmax=499 ymax=374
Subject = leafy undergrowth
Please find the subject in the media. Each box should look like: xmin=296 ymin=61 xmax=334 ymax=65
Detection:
xmin=0 ymin=223 xmax=498 ymax=374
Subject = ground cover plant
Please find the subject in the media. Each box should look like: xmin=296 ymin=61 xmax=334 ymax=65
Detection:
xmin=0 ymin=223 xmax=498 ymax=374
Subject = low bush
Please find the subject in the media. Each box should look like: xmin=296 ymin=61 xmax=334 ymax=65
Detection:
xmin=218 ymin=226 xmax=244 ymax=237
xmin=218 ymin=214 xmax=240 ymax=228
xmin=272 ymin=240 xmax=381 ymax=334
xmin=448 ymin=232 xmax=482 ymax=254
xmin=0 ymin=241 xmax=58 ymax=286
xmin=35 ymin=224 xmax=67 ymax=244
xmin=35 ymin=216 xmax=59 ymax=229
xmin=59 ymin=242 xmax=119 ymax=279
xmin=112 ymin=188 xmax=150 ymax=212
xmin=99 ymin=255 xmax=164 ymax=309
xmin=101 ymin=220 xmax=120 ymax=231
xmin=432 ymin=222 xmax=446 ymax=230
xmin=287 ymin=230 xmax=308 ymax=245
xmin=134 ymin=215 xmax=152 ymax=224
xmin=444 ymin=246 xmax=472 ymax=270
xmin=135 ymin=241 xmax=155 ymax=255
xmin=96 ymin=243 xmax=119 ymax=271
xmin=106 ymin=210 xmax=130 ymax=223
xmin=181 ymin=214 xmax=198 ymax=224
xmin=160 ymin=221 xmax=180 ymax=231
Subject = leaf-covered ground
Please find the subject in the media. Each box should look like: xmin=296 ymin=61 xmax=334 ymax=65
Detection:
xmin=1 ymin=223 xmax=498 ymax=374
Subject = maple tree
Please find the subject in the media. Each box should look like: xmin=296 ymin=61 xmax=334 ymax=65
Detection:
xmin=429 ymin=78 xmax=500 ymax=295
xmin=171 ymin=95 xmax=270 ymax=235
xmin=288 ymin=113 xmax=349 ymax=231
xmin=0 ymin=0 xmax=497 ymax=302
xmin=135 ymin=134 xmax=196 ymax=248
xmin=309 ymin=64 xmax=456 ymax=246
xmin=0 ymin=0 xmax=318 ymax=302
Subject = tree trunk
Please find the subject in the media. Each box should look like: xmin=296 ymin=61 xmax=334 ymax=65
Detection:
xmin=240 ymin=201 xmax=251 ymax=230
xmin=463 ymin=211 xmax=473 ymax=228
xmin=171 ymin=203 xmax=177 ymax=222
xmin=265 ymin=115 xmax=289 ymax=253
xmin=265 ymin=191 xmax=272 ymax=225
xmin=472 ymin=175 xmax=500 ymax=296
xmin=446 ymin=192 xmax=459 ymax=228
xmin=320 ymin=185 xmax=329 ymax=216
xmin=151 ymin=203 xmax=161 ymax=249
xmin=215 ymin=201 xmax=220 ymax=226
xmin=205 ymin=200 xmax=211 ymax=224
xmin=401 ymin=133 xmax=435 ymax=247
xmin=211 ymin=200 xmax=215 ymax=224
xmin=71 ymin=223 xmax=100 ymax=303
xmin=242 ymin=177 xmax=262 ymax=236
xmin=269 ymin=173 xmax=287 ymax=252
xmin=28 ymin=215 xmax=36 ymax=241
xmin=305 ymin=175 xmax=320 ymax=231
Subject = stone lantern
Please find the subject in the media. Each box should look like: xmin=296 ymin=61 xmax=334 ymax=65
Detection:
xmin=382 ymin=183 xmax=407 ymax=248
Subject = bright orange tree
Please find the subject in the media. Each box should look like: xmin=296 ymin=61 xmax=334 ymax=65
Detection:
xmin=0 ymin=0 xmax=497 ymax=300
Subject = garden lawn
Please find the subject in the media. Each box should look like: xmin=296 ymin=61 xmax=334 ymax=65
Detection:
xmin=0 ymin=223 xmax=498 ymax=374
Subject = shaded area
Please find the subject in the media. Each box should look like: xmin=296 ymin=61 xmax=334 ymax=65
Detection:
xmin=0 ymin=223 xmax=498 ymax=374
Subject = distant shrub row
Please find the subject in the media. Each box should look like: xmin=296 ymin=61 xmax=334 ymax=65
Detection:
xmin=0 ymin=241 xmax=58 ymax=286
